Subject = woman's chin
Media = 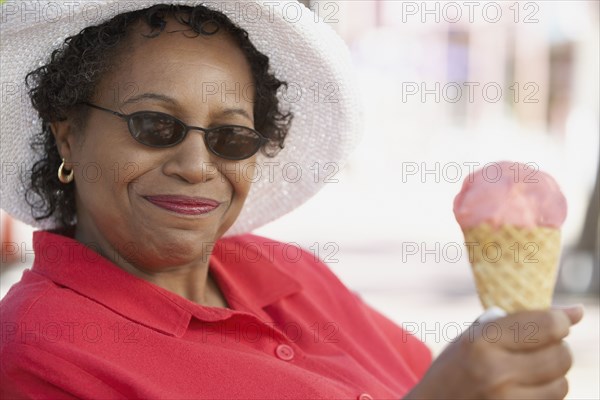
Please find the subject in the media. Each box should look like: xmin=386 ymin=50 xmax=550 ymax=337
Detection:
xmin=108 ymin=224 xmax=220 ymax=270
xmin=125 ymin=241 xmax=211 ymax=271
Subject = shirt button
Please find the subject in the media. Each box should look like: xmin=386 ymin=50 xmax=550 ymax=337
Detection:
xmin=274 ymin=344 xmax=294 ymax=361
xmin=357 ymin=394 xmax=374 ymax=400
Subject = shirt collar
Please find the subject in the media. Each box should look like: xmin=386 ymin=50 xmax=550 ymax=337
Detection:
xmin=210 ymin=235 xmax=303 ymax=310
xmin=31 ymin=230 xmax=302 ymax=337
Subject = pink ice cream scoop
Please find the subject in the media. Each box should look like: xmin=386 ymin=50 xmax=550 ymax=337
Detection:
xmin=453 ymin=161 xmax=567 ymax=230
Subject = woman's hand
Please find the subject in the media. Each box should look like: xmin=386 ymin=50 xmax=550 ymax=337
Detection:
xmin=405 ymin=306 xmax=584 ymax=400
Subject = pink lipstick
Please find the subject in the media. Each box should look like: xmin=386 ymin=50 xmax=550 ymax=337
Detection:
xmin=144 ymin=195 xmax=220 ymax=216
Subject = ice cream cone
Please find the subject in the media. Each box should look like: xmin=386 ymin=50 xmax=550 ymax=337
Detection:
xmin=463 ymin=223 xmax=562 ymax=313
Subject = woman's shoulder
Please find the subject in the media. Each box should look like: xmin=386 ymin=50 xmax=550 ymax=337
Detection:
xmin=0 ymin=265 xmax=111 ymax=348
xmin=0 ymin=269 xmax=56 ymax=326
xmin=0 ymin=267 xmax=87 ymax=368
xmin=0 ymin=268 xmax=124 ymax=398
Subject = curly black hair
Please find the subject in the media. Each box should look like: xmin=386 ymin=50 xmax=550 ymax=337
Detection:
xmin=25 ymin=4 xmax=293 ymax=228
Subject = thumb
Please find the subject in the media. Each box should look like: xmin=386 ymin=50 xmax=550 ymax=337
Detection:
xmin=552 ymin=304 xmax=584 ymax=325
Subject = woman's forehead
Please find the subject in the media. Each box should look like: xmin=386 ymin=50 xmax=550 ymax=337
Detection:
xmin=117 ymin=17 xmax=249 ymax=74
xmin=96 ymin=20 xmax=255 ymax=111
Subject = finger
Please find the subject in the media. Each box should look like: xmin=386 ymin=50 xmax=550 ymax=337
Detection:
xmin=479 ymin=310 xmax=573 ymax=351
xmin=506 ymin=377 xmax=569 ymax=400
xmin=512 ymin=341 xmax=572 ymax=385
xmin=552 ymin=304 xmax=584 ymax=325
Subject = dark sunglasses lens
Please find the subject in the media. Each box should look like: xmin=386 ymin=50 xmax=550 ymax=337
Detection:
xmin=206 ymin=127 xmax=262 ymax=159
xmin=129 ymin=113 xmax=186 ymax=146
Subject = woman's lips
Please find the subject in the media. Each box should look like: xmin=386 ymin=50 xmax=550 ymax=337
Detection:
xmin=144 ymin=195 xmax=221 ymax=216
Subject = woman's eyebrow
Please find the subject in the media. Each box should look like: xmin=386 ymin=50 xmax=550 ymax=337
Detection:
xmin=121 ymin=92 xmax=252 ymax=121
xmin=121 ymin=92 xmax=178 ymax=106
xmin=217 ymin=108 xmax=253 ymax=122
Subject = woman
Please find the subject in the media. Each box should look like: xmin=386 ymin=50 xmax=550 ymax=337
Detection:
xmin=0 ymin=1 xmax=582 ymax=398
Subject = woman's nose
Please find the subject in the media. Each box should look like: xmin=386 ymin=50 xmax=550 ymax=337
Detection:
xmin=161 ymin=130 xmax=218 ymax=183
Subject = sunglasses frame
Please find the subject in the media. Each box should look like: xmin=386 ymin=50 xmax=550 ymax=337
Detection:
xmin=81 ymin=102 xmax=267 ymax=161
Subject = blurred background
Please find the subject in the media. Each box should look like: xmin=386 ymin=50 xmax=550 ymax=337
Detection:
xmin=1 ymin=0 xmax=598 ymax=398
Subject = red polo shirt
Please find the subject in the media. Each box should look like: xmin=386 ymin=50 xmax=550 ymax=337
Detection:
xmin=1 ymin=230 xmax=431 ymax=399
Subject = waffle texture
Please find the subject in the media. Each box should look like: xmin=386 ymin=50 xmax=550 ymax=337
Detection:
xmin=463 ymin=223 xmax=561 ymax=313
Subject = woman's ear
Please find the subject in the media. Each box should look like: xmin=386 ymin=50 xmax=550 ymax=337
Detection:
xmin=50 ymin=117 xmax=80 ymax=163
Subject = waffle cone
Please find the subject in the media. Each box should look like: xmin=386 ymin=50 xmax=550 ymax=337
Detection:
xmin=463 ymin=224 xmax=561 ymax=313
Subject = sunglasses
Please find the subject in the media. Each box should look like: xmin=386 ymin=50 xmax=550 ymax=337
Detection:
xmin=82 ymin=102 xmax=266 ymax=160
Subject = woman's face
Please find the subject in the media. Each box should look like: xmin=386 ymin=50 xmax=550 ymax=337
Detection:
xmin=60 ymin=18 xmax=257 ymax=271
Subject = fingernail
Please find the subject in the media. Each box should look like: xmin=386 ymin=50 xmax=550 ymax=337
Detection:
xmin=552 ymin=303 xmax=583 ymax=310
xmin=556 ymin=304 xmax=584 ymax=322
xmin=554 ymin=303 xmax=584 ymax=311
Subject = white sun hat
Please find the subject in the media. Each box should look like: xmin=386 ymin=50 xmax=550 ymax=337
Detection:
xmin=0 ymin=0 xmax=363 ymax=236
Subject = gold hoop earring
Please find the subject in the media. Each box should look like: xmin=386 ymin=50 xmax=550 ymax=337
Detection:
xmin=58 ymin=158 xmax=74 ymax=184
